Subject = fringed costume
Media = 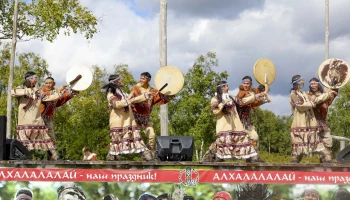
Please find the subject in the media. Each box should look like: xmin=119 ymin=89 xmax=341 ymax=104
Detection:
xmin=290 ymin=90 xmax=334 ymax=161
xmin=236 ymin=86 xmax=270 ymax=148
xmin=211 ymin=95 xmax=257 ymax=159
xmin=11 ymin=86 xmax=63 ymax=153
xmin=129 ymin=83 xmax=169 ymax=149
xmin=107 ymin=89 xmax=150 ymax=157
xmin=307 ymin=88 xmax=337 ymax=162
xmin=40 ymin=87 xmax=72 ymax=142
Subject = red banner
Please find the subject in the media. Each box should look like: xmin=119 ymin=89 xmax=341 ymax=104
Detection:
xmin=0 ymin=168 xmax=349 ymax=185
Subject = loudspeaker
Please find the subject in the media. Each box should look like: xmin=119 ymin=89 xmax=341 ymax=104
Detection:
xmin=156 ymin=136 xmax=194 ymax=161
xmin=336 ymin=145 xmax=350 ymax=163
xmin=0 ymin=116 xmax=29 ymax=160
xmin=6 ymin=139 xmax=30 ymax=160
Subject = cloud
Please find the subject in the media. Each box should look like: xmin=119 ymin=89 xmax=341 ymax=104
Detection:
xmin=134 ymin=0 xmax=265 ymax=19
xmin=13 ymin=0 xmax=350 ymax=116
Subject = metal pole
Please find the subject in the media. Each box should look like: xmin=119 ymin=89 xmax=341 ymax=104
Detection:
xmin=6 ymin=0 xmax=19 ymax=139
xmin=325 ymin=0 xmax=329 ymax=60
xmin=159 ymin=0 xmax=168 ymax=136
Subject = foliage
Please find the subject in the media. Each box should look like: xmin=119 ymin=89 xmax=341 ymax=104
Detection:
xmin=251 ymin=108 xmax=292 ymax=155
xmin=0 ymin=42 xmax=51 ymax=137
xmin=329 ymin=83 xmax=350 ymax=153
xmin=0 ymin=0 xmax=98 ymax=41
xmin=167 ymin=52 xmax=228 ymax=159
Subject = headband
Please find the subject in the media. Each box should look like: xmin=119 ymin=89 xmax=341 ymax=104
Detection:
xmin=25 ymin=75 xmax=38 ymax=80
xmin=217 ymin=83 xmax=228 ymax=88
xmin=309 ymin=81 xmax=319 ymax=85
xmin=292 ymin=77 xmax=303 ymax=84
xmin=109 ymin=76 xmax=120 ymax=83
xmin=242 ymin=79 xmax=252 ymax=83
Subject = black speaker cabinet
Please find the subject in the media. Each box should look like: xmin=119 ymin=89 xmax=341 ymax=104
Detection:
xmin=6 ymin=139 xmax=30 ymax=160
xmin=0 ymin=116 xmax=29 ymax=160
xmin=156 ymin=136 xmax=194 ymax=161
xmin=336 ymin=145 xmax=350 ymax=163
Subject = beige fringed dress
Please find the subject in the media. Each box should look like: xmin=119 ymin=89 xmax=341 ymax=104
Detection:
xmin=290 ymin=90 xmax=334 ymax=156
xmin=211 ymin=95 xmax=257 ymax=159
xmin=107 ymin=90 xmax=149 ymax=156
xmin=11 ymin=86 xmax=63 ymax=151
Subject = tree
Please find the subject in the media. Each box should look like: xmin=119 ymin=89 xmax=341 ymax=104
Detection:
xmin=167 ymin=52 xmax=228 ymax=159
xmin=328 ymin=83 xmax=350 ymax=153
xmin=54 ymin=64 xmax=138 ymax=160
xmin=0 ymin=0 xmax=98 ymax=41
xmin=0 ymin=43 xmax=51 ymax=137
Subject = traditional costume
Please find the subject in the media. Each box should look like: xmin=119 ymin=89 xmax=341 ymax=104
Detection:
xmin=236 ymin=77 xmax=270 ymax=149
xmin=40 ymin=85 xmax=72 ymax=142
xmin=211 ymin=95 xmax=258 ymax=159
xmin=130 ymin=82 xmax=169 ymax=150
xmin=11 ymin=73 xmax=65 ymax=158
xmin=103 ymin=75 xmax=153 ymax=161
xmin=306 ymin=78 xmax=337 ymax=162
xmin=289 ymin=75 xmax=334 ymax=163
xmin=203 ymin=81 xmax=258 ymax=161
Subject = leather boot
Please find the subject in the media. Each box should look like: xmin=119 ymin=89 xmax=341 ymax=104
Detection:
xmin=141 ymin=150 xmax=154 ymax=161
xmin=291 ymin=154 xmax=303 ymax=163
xmin=201 ymin=142 xmax=217 ymax=162
xmin=49 ymin=149 xmax=60 ymax=161
xmin=320 ymin=147 xmax=333 ymax=163
xmin=106 ymin=154 xmax=120 ymax=161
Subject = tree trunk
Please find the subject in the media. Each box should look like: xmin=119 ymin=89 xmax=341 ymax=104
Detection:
xmin=159 ymin=0 xmax=168 ymax=136
xmin=6 ymin=0 xmax=19 ymax=139
xmin=325 ymin=0 xmax=329 ymax=60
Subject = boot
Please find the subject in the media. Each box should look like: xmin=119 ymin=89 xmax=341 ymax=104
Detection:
xmin=141 ymin=150 xmax=154 ymax=162
xmin=291 ymin=154 xmax=303 ymax=163
xmin=201 ymin=142 xmax=217 ymax=162
xmin=49 ymin=149 xmax=60 ymax=161
xmin=106 ymin=154 xmax=120 ymax=161
xmin=247 ymin=155 xmax=264 ymax=163
xmin=320 ymin=147 xmax=333 ymax=163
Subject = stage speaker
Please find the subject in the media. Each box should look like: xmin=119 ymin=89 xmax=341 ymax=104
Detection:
xmin=156 ymin=136 xmax=194 ymax=161
xmin=336 ymin=145 xmax=350 ymax=163
xmin=0 ymin=116 xmax=29 ymax=160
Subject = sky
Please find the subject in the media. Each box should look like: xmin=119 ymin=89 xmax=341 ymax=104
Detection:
xmin=13 ymin=0 xmax=350 ymax=116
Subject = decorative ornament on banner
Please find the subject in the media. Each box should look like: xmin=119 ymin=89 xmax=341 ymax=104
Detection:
xmin=154 ymin=66 xmax=184 ymax=95
xmin=318 ymin=58 xmax=350 ymax=89
xmin=66 ymin=66 xmax=93 ymax=91
xmin=253 ymin=58 xmax=276 ymax=85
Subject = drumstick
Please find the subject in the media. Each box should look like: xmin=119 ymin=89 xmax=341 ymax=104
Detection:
xmin=159 ymin=83 xmax=168 ymax=92
xmin=67 ymin=74 xmax=82 ymax=87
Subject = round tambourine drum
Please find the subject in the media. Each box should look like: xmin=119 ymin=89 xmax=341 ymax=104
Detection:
xmin=318 ymin=58 xmax=350 ymax=89
xmin=66 ymin=66 xmax=93 ymax=91
xmin=253 ymin=58 xmax=276 ymax=85
xmin=154 ymin=66 xmax=184 ymax=95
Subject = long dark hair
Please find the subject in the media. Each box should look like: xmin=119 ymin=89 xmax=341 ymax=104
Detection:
xmin=290 ymin=75 xmax=302 ymax=93
xmin=309 ymin=77 xmax=324 ymax=94
xmin=23 ymin=71 xmax=36 ymax=88
xmin=101 ymin=75 xmax=129 ymax=112
xmin=101 ymin=75 xmax=121 ymax=96
xmin=216 ymin=80 xmax=227 ymax=104
xmin=216 ymin=80 xmax=235 ymax=115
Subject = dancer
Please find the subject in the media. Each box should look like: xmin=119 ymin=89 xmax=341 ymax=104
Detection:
xmin=102 ymin=74 xmax=154 ymax=161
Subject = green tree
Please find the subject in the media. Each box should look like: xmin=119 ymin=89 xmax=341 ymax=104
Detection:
xmin=166 ymin=52 xmax=228 ymax=160
xmin=0 ymin=0 xmax=98 ymax=41
xmin=329 ymin=83 xmax=350 ymax=153
xmin=251 ymin=108 xmax=292 ymax=155
xmin=0 ymin=43 xmax=51 ymax=137
xmin=54 ymin=64 xmax=138 ymax=160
